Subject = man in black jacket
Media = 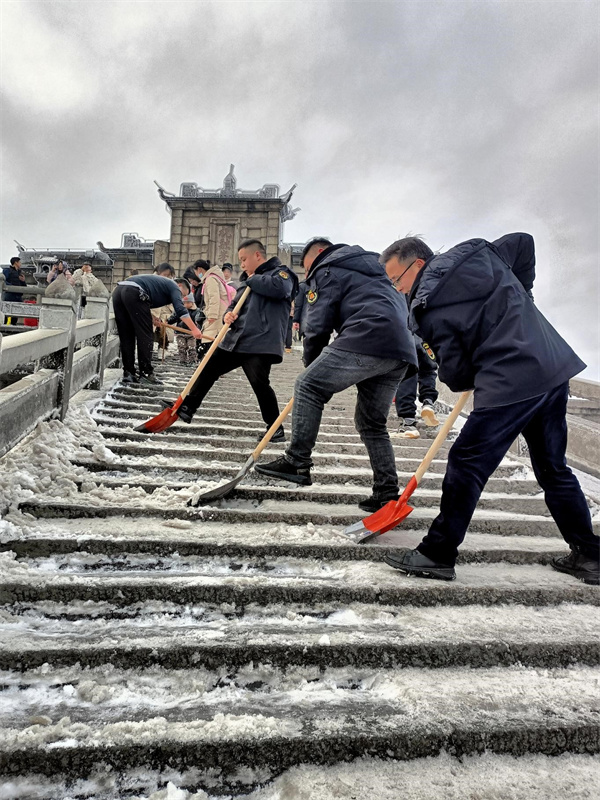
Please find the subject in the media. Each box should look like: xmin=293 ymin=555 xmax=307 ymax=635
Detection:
xmin=171 ymin=240 xmax=298 ymax=439
xmin=2 ymin=256 xmax=28 ymax=324
xmin=256 ymin=238 xmax=417 ymax=509
xmin=113 ymin=273 xmax=204 ymax=385
xmin=381 ymin=234 xmax=599 ymax=584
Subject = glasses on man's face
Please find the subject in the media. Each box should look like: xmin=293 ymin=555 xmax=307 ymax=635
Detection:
xmin=390 ymin=259 xmax=417 ymax=288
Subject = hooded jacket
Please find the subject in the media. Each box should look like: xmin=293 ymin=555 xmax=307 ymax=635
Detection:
xmin=219 ymin=256 xmax=299 ymax=361
xmin=201 ymin=265 xmax=228 ymax=340
xmin=408 ymin=233 xmax=585 ymax=409
xmin=2 ymin=265 xmax=27 ymax=302
xmin=302 ymin=244 xmax=418 ymax=368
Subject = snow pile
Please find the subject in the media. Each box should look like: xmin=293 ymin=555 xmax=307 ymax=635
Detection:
xmin=0 ymin=406 xmax=117 ymax=517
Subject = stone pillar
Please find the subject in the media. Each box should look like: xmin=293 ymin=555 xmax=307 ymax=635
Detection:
xmin=39 ymin=297 xmax=77 ymax=421
xmin=84 ymin=297 xmax=110 ymax=390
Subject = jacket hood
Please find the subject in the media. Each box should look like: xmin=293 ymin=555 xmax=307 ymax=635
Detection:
xmin=307 ymin=244 xmax=385 ymax=281
xmin=411 ymin=239 xmax=495 ymax=316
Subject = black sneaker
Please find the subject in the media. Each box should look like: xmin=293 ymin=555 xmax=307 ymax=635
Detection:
xmin=140 ymin=373 xmax=163 ymax=386
xmin=551 ymin=550 xmax=600 ymax=585
xmin=122 ymin=371 xmax=139 ymax=385
xmin=358 ymin=494 xmax=399 ymax=514
xmin=157 ymin=399 xmax=193 ymax=424
xmin=257 ymin=426 xmax=285 ymax=443
xmin=384 ymin=548 xmax=456 ymax=581
xmin=255 ymin=456 xmax=312 ymax=486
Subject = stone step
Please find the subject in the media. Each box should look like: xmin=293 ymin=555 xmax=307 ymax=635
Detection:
xmin=1 ymin=665 xmax=598 ymax=780
xmin=3 ymin=601 xmax=597 ymax=671
xmin=71 ymin=473 xmax=552 ymax=515
xmin=95 ymin=406 xmax=446 ymax=442
xmin=1 ymin=521 xmax=572 ymax=563
xmin=92 ymin=440 xmax=522 ymax=475
xmin=93 ymin=414 xmax=449 ymax=451
xmin=72 ymin=457 xmax=540 ymax=494
xmin=18 ymin=498 xmax=574 ymax=536
xmin=2 ymin=558 xmax=597 ymax=606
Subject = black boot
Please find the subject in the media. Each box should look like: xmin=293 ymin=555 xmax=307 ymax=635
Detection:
xmin=122 ymin=371 xmax=139 ymax=385
xmin=257 ymin=426 xmax=285 ymax=443
xmin=255 ymin=456 xmax=312 ymax=486
xmin=551 ymin=549 xmax=600 ymax=585
xmin=358 ymin=494 xmax=399 ymax=513
xmin=140 ymin=372 xmax=163 ymax=386
xmin=384 ymin=548 xmax=456 ymax=581
xmin=157 ymin=399 xmax=194 ymax=424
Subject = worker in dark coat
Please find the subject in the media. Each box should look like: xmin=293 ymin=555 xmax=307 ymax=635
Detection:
xmin=2 ymin=256 xmax=28 ymax=324
xmin=112 ymin=273 xmax=204 ymax=385
xmin=256 ymin=238 xmax=417 ymax=510
xmin=381 ymin=233 xmax=599 ymax=585
xmin=169 ymin=240 xmax=298 ymax=440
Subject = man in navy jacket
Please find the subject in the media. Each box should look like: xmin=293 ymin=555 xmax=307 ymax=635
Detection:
xmin=381 ymin=234 xmax=599 ymax=584
xmin=256 ymin=238 xmax=417 ymax=510
xmin=2 ymin=256 xmax=28 ymax=325
xmin=173 ymin=239 xmax=298 ymax=439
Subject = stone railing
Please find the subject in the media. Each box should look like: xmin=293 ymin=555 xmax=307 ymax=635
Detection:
xmin=436 ymin=377 xmax=600 ymax=479
xmin=0 ymin=294 xmax=120 ymax=456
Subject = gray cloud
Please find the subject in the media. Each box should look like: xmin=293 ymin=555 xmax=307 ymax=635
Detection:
xmin=2 ymin=0 xmax=598 ymax=376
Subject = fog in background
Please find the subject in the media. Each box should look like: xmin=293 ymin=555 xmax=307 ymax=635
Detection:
xmin=1 ymin=0 xmax=598 ymax=377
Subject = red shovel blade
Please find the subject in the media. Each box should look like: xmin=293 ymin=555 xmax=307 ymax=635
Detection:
xmin=341 ymin=475 xmax=418 ymax=544
xmin=134 ymin=396 xmax=183 ymax=433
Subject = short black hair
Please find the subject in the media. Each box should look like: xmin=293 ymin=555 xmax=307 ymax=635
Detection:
xmin=300 ymin=238 xmax=333 ymax=267
xmin=379 ymin=237 xmax=433 ymax=265
xmin=176 ymin=277 xmax=191 ymax=293
xmin=192 ymin=259 xmax=211 ymax=272
xmin=156 ymin=262 xmax=175 ymax=276
xmin=238 ymin=239 xmax=266 ymax=256
xmin=10 ymin=256 xmax=21 ymax=265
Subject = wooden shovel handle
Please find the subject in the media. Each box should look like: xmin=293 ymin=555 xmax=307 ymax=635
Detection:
xmin=414 ymin=391 xmax=472 ymax=484
xmin=160 ymin=322 xmax=214 ymax=340
xmin=252 ymin=397 xmax=294 ymax=460
xmin=179 ymin=287 xmax=251 ymax=404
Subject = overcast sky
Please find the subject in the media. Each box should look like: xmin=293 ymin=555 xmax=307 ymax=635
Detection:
xmin=1 ymin=0 xmax=598 ymax=377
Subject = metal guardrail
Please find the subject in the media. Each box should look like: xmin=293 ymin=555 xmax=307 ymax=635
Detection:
xmin=0 ymin=293 xmax=120 ymax=457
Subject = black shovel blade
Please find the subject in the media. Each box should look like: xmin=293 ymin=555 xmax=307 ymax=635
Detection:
xmin=187 ymin=456 xmax=254 ymax=506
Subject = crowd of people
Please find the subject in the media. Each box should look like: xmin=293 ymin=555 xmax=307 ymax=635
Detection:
xmin=113 ymin=233 xmax=598 ymax=586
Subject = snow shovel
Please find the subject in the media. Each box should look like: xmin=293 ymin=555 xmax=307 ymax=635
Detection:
xmin=134 ymin=287 xmax=251 ymax=434
xmin=342 ymin=391 xmax=472 ymax=544
xmin=187 ymin=397 xmax=294 ymax=506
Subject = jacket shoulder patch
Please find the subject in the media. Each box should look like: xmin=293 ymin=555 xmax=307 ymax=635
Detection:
xmin=421 ymin=341 xmax=436 ymax=361
xmin=307 ymin=289 xmax=318 ymax=305
xmin=278 ymin=270 xmax=289 ymax=279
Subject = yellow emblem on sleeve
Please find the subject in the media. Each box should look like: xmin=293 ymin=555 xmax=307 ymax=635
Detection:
xmin=279 ymin=270 xmax=289 ymax=279
xmin=421 ymin=341 xmax=436 ymax=361
xmin=307 ymin=289 xmax=318 ymax=304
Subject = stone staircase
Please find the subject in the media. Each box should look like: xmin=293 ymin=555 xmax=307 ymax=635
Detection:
xmin=0 ymin=350 xmax=598 ymax=798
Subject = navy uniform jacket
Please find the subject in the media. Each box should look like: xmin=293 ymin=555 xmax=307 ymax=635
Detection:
xmin=219 ymin=257 xmax=298 ymax=362
xmin=2 ymin=265 xmax=27 ymax=302
xmin=117 ymin=274 xmax=189 ymax=319
xmin=302 ymin=244 xmax=418 ymax=369
xmin=408 ymin=233 xmax=586 ymax=409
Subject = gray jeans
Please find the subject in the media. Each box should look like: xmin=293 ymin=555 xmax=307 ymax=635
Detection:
xmin=285 ymin=346 xmax=408 ymax=497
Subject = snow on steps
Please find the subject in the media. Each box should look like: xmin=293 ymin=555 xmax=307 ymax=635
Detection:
xmin=2 ymin=351 xmax=599 ymax=795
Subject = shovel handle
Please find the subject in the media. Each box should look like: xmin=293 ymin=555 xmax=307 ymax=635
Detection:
xmin=160 ymin=322 xmax=214 ymax=339
xmin=178 ymin=287 xmax=251 ymax=404
xmin=414 ymin=391 xmax=472 ymax=484
xmin=252 ymin=397 xmax=294 ymax=460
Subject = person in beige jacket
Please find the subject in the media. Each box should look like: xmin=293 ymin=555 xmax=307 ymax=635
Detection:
xmin=197 ymin=262 xmax=229 ymax=343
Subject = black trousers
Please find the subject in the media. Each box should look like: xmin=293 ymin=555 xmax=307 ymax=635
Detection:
xmin=183 ymin=349 xmax=281 ymax=426
xmin=285 ymin=317 xmax=293 ymax=349
xmin=418 ymin=382 xmax=599 ymax=566
xmin=395 ymin=342 xmax=438 ymax=419
xmin=112 ymin=285 xmax=154 ymax=376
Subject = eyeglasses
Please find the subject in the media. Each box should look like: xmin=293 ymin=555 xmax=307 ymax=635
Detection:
xmin=390 ymin=259 xmax=418 ymax=288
